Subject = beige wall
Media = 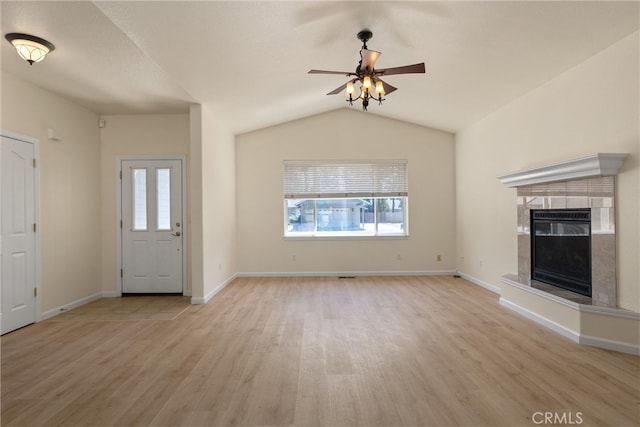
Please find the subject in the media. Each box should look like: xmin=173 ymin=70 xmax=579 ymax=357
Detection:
xmin=188 ymin=103 xmax=237 ymax=301
xmin=99 ymin=114 xmax=190 ymax=294
xmin=236 ymin=109 xmax=455 ymax=274
xmin=189 ymin=105 xmax=204 ymax=299
xmin=1 ymin=75 xmax=234 ymax=308
xmin=1 ymin=71 xmax=102 ymax=312
xmin=200 ymin=104 xmax=237 ymax=298
xmin=455 ymin=32 xmax=639 ymax=311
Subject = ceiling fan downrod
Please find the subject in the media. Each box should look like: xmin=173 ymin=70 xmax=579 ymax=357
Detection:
xmin=357 ymin=29 xmax=373 ymax=50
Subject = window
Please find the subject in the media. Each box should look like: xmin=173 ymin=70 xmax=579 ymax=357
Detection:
xmin=284 ymin=160 xmax=408 ymax=237
xmin=156 ymin=168 xmax=171 ymax=231
xmin=132 ymin=168 xmax=147 ymax=231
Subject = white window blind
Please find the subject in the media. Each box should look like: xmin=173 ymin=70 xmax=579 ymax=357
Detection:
xmin=284 ymin=160 xmax=408 ymax=199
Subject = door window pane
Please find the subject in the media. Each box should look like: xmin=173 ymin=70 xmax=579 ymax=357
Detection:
xmin=157 ymin=168 xmax=171 ymax=230
xmin=132 ymin=169 xmax=147 ymax=230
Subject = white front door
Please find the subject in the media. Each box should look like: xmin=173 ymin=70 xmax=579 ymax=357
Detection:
xmin=1 ymin=135 xmax=37 ymax=334
xmin=121 ymin=159 xmax=183 ymax=293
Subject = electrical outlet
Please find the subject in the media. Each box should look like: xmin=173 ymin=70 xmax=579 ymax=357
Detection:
xmin=437 ymin=255 xmax=442 ymax=262
xmin=396 ymin=253 xmax=401 ymax=260
xmin=292 ymin=254 xmax=296 ymax=261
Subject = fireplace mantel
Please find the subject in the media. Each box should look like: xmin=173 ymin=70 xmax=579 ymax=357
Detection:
xmin=497 ymin=153 xmax=628 ymax=187
xmin=494 ymin=152 xmax=639 ymax=354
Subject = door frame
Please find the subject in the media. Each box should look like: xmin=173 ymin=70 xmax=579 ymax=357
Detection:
xmin=115 ymin=155 xmax=187 ymax=296
xmin=0 ymin=129 xmax=41 ymax=326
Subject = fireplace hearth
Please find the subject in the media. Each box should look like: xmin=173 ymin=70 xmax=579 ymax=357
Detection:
xmin=531 ymin=209 xmax=591 ymax=297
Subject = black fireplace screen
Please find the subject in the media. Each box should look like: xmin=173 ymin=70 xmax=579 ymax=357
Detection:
xmin=531 ymin=209 xmax=591 ymax=297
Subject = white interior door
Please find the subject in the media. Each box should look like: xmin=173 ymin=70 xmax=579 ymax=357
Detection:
xmin=121 ymin=159 xmax=183 ymax=293
xmin=1 ymin=135 xmax=37 ymax=334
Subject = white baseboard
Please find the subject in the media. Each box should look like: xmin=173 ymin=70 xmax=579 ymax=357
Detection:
xmin=456 ymin=271 xmax=501 ymax=294
xmin=500 ymin=296 xmax=640 ymax=355
xmin=579 ymin=334 xmax=640 ymax=356
xmin=40 ymin=292 xmax=104 ymax=320
xmin=236 ymin=270 xmax=456 ymax=278
xmin=499 ymin=297 xmax=580 ymax=342
xmin=191 ymin=273 xmax=237 ymax=304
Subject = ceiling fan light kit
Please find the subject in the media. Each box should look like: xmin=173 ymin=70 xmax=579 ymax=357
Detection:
xmin=309 ymin=29 xmax=425 ymax=111
xmin=5 ymin=32 xmax=55 ymax=65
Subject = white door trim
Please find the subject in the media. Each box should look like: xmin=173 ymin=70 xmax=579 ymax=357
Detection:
xmin=0 ymin=129 xmax=41 ymax=325
xmin=115 ymin=155 xmax=188 ymax=296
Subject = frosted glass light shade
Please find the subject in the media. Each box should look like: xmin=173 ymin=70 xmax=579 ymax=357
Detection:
xmin=5 ymin=33 xmax=55 ymax=65
xmin=345 ymin=81 xmax=355 ymax=98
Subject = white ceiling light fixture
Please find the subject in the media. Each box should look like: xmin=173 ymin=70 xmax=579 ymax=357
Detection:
xmin=5 ymin=33 xmax=55 ymax=65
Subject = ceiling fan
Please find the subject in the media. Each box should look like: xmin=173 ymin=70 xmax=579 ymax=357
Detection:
xmin=308 ymin=29 xmax=426 ymax=111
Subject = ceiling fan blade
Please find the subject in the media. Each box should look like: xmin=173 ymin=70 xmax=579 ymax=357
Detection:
xmin=326 ymin=78 xmax=358 ymax=95
xmin=376 ymin=63 xmax=426 ymax=76
xmin=326 ymin=82 xmax=348 ymax=95
xmin=376 ymin=78 xmax=398 ymax=95
xmin=309 ymin=69 xmax=355 ymax=76
xmin=360 ymin=49 xmax=381 ymax=72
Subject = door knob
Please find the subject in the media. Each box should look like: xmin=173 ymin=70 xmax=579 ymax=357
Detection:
xmin=171 ymin=231 xmax=181 ymax=237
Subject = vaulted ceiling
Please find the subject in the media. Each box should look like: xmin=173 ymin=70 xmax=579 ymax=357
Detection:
xmin=2 ymin=1 xmax=638 ymax=134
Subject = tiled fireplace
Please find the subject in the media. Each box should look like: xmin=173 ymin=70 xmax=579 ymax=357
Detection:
xmin=496 ymin=154 xmax=640 ymax=355
xmin=498 ymin=153 xmax=627 ymax=307
xmin=516 ymin=176 xmax=616 ymax=307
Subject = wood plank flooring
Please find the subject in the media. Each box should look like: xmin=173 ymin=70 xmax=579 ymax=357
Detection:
xmin=46 ymin=295 xmax=191 ymax=322
xmin=2 ymin=276 xmax=638 ymax=426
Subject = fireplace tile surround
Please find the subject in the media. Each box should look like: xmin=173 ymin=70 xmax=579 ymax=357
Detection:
xmin=516 ymin=176 xmax=616 ymax=307
xmin=496 ymin=154 xmax=640 ymax=354
xmin=497 ymin=153 xmax=628 ymax=308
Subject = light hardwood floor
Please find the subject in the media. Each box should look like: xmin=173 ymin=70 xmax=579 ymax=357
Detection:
xmin=2 ymin=276 xmax=638 ymax=426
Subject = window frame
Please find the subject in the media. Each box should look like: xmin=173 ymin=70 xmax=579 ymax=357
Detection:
xmin=283 ymin=160 xmax=409 ymax=239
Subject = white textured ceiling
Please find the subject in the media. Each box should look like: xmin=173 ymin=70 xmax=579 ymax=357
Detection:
xmin=2 ymin=1 xmax=638 ymax=134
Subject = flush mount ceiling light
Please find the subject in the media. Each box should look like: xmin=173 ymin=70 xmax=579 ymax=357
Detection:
xmin=5 ymin=33 xmax=55 ymax=65
xmin=308 ymin=29 xmax=425 ymax=111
